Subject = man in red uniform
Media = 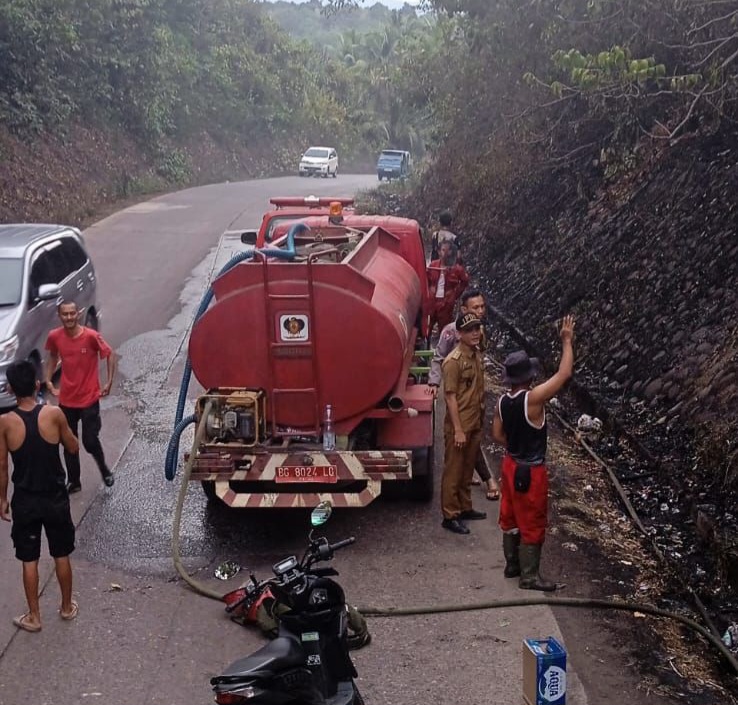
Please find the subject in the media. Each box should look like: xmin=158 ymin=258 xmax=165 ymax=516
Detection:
xmin=427 ymin=242 xmax=469 ymax=336
xmin=44 ymin=301 xmax=117 ymax=492
xmin=492 ymin=315 xmax=575 ymax=591
xmin=0 ymin=360 xmax=80 ymax=632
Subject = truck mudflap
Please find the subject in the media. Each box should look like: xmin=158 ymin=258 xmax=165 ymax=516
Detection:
xmin=189 ymin=449 xmax=412 ymax=508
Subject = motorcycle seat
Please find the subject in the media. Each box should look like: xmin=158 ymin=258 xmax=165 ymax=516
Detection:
xmin=216 ymin=636 xmax=305 ymax=681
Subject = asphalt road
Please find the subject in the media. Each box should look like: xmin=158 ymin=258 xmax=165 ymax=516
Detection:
xmin=0 ymin=174 xmax=589 ymax=705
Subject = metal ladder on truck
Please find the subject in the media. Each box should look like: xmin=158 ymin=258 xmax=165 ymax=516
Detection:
xmin=259 ymin=253 xmax=323 ymax=440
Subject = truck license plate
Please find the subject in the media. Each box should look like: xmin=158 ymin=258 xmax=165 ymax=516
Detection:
xmin=275 ymin=465 xmax=338 ymax=483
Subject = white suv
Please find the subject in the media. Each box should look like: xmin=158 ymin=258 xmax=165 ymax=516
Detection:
xmin=298 ymin=147 xmax=338 ymax=178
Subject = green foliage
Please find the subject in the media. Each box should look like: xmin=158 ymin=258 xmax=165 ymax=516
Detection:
xmin=0 ymin=0 xmax=441 ymax=179
xmin=405 ymin=0 xmax=738 ymax=272
xmin=266 ymin=0 xmax=419 ymax=49
xmin=545 ymin=47 xmax=679 ymax=92
xmin=156 ymin=148 xmax=191 ymax=184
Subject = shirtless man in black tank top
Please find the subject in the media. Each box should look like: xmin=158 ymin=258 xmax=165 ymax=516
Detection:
xmin=492 ymin=315 xmax=575 ymax=591
xmin=0 ymin=360 xmax=80 ymax=632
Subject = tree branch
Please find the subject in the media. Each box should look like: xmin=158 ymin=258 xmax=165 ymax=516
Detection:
xmin=688 ymin=8 xmax=738 ymax=35
xmin=656 ymin=83 xmax=711 ymax=141
xmin=692 ymin=34 xmax=738 ymax=67
xmin=720 ymin=44 xmax=738 ymax=68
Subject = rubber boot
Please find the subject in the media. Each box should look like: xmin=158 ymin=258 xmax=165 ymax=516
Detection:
xmin=502 ymin=533 xmax=521 ymax=578
xmin=518 ymin=544 xmax=556 ymax=592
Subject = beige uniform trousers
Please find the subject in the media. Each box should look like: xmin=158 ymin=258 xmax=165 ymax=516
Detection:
xmin=441 ymin=428 xmax=482 ymax=519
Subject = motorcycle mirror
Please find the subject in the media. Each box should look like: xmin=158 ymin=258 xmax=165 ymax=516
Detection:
xmin=311 ymin=500 xmax=333 ymax=527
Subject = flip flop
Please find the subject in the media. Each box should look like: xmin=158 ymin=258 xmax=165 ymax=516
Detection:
xmin=60 ymin=600 xmax=79 ymax=621
xmin=486 ymin=489 xmax=500 ymax=501
xmin=13 ymin=613 xmax=41 ymax=633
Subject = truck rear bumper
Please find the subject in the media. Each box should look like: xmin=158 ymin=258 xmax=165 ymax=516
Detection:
xmin=189 ymin=449 xmax=411 ymax=508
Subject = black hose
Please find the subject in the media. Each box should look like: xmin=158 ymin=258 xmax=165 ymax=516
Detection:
xmin=164 ymin=414 xmax=196 ymax=481
xmin=358 ymin=596 xmax=738 ymax=675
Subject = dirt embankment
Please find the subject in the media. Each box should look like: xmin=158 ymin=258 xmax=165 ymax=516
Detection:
xmin=0 ymin=125 xmax=297 ymax=226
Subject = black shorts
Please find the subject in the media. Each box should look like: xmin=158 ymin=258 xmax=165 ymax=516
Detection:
xmin=10 ymin=489 xmax=75 ymax=562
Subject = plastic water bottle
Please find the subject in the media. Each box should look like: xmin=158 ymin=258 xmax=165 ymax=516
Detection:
xmin=322 ymin=404 xmax=336 ymax=451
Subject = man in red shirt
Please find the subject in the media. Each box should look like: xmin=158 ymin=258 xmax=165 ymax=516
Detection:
xmin=44 ymin=301 xmax=117 ymax=492
xmin=427 ymin=242 xmax=469 ymax=336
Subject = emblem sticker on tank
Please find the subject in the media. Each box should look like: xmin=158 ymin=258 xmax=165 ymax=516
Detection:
xmin=280 ymin=314 xmax=309 ymax=342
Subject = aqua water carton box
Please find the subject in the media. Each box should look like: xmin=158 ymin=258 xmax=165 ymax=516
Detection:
xmin=522 ymin=636 xmax=567 ymax=705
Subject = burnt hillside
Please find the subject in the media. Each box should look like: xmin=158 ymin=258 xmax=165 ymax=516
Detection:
xmin=479 ymin=127 xmax=737 ymax=497
xmin=406 ymin=1 xmax=738 ymax=553
xmin=408 ymin=123 xmax=738 ymax=595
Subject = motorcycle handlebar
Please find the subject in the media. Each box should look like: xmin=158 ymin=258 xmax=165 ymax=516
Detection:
xmin=328 ymin=537 xmax=355 ymax=552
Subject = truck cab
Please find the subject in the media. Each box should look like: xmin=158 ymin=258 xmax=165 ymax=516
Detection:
xmin=240 ymin=196 xmax=355 ymax=248
xmin=376 ymin=150 xmax=410 ymax=181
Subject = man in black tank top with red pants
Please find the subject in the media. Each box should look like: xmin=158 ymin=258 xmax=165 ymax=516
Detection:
xmin=0 ymin=360 xmax=80 ymax=632
xmin=492 ymin=315 xmax=575 ymax=591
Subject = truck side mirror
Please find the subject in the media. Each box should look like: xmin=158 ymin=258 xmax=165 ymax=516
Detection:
xmin=241 ymin=230 xmax=258 ymax=246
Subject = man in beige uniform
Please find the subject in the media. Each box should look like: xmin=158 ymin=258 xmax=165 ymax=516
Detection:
xmin=440 ymin=313 xmax=487 ymax=534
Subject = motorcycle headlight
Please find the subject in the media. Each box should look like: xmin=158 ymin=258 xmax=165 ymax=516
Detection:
xmin=0 ymin=335 xmax=19 ymax=365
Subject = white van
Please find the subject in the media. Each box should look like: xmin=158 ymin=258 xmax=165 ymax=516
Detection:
xmin=298 ymin=147 xmax=338 ymax=178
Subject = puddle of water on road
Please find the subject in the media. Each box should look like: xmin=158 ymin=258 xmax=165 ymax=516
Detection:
xmin=77 ymin=236 xmax=247 ymax=572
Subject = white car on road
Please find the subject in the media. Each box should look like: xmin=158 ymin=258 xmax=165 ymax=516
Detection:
xmin=298 ymin=146 xmax=338 ymax=178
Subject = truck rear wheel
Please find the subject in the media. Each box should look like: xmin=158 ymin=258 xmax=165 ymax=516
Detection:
xmin=408 ymin=446 xmax=434 ymax=501
xmin=201 ymin=481 xmax=217 ymax=501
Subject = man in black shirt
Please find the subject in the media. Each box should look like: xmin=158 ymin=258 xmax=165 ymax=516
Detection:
xmin=492 ymin=315 xmax=575 ymax=591
xmin=0 ymin=361 xmax=80 ymax=632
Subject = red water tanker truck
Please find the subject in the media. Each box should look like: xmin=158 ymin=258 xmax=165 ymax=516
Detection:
xmin=168 ymin=206 xmax=435 ymax=508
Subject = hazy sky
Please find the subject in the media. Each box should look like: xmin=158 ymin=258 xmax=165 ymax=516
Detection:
xmin=263 ymin=0 xmax=423 ymax=8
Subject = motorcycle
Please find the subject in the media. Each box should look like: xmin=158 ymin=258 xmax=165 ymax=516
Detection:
xmin=211 ymin=502 xmax=365 ymax=704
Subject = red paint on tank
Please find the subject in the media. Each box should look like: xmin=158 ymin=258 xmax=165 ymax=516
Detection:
xmin=188 ymin=227 xmax=420 ymax=429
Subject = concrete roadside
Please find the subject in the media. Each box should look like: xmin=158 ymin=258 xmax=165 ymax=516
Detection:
xmin=0 ymin=492 xmax=589 ymax=705
xmin=0 ymin=381 xmax=591 ymax=705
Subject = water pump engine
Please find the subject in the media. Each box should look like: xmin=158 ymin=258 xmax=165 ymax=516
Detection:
xmin=197 ymin=389 xmax=266 ymax=446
